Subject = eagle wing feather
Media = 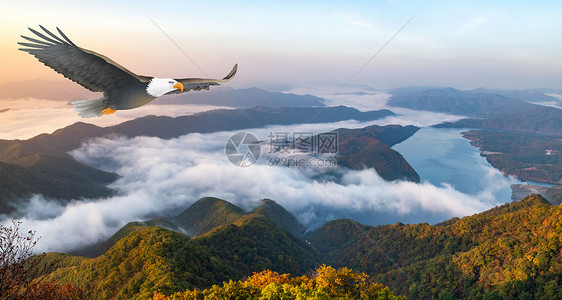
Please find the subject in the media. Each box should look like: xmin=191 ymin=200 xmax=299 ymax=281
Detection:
xmin=18 ymin=26 xmax=145 ymax=94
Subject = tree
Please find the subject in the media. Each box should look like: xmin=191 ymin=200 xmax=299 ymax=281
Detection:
xmin=0 ymin=221 xmax=40 ymax=298
xmin=0 ymin=221 xmax=83 ymax=299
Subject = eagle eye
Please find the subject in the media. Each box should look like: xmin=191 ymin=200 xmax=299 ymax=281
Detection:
xmin=169 ymin=81 xmax=174 ymax=84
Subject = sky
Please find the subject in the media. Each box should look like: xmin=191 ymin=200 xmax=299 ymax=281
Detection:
xmin=1 ymin=0 xmax=561 ymax=90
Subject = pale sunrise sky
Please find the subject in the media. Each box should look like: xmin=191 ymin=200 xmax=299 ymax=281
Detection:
xmin=1 ymin=0 xmax=561 ymax=90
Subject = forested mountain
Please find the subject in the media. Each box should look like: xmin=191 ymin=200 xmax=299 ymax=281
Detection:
xmin=42 ymin=202 xmax=319 ymax=299
xmin=387 ymin=87 xmax=540 ymax=117
xmin=0 ymin=157 xmax=116 ymax=215
xmin=462 ymin=130 xmax=561 ymax=185
xmin=435 ymin=106 xmax=562 ymax=136
xmin=306 ymin=194 xmax=562 ymax=299
xmin=388 ymin=87 xmax=562 ymax=135
xmin=173 ymin=197 xmax=307 ymax=237
xmin=31 ymin=194 xmax=562 ymax=299
xmin=0 ymin=106 xmax=394 ymax=215
xmin=332 ymin=125 xmax=420 ymax=182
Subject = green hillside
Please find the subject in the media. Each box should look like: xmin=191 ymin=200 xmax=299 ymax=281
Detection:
xmin=462 ymin=130 xmax=561 ymax=185
xmin=43 ymin=213 xmax=319 ymax=299
xmin=173 ymin=197 xmax=307 ymax=236
xmin=306 ymin=194 xmax=562 ymax=299
xmin=388 ymin=87 xmax=562 ymax=135
xmin=0 ymin=160 xmax=115 ymax=214
xmin=44 ymin=227 xmax=237 ymax=299
xmin=248 ymin=199 xmax=307 ymax=236
xmin=333 ymin=125 xmax=420 ymax=182
xmin=14 ymin=194 xmax=562 ymax=299
xmin=173 ymin=197 xmax=245 ymax=236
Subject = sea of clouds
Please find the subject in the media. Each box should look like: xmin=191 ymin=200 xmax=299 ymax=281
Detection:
xmin=0 ymin=88 xmax=520 ymax=252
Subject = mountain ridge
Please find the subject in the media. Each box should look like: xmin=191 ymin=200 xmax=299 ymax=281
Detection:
xmin=332 ymin=125 xmax=420 ymax=182
xmin=388 ymin=87 xmax=562 ymax=135
xmin=40 ymin=193 xmax=562 ymax=299
xmin=306 ymin=194 xmax=562 ymax=299
xmin=157 ymin=87 xmax=326 ymax=108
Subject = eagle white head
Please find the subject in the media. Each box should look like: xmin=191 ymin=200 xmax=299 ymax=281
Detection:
xmin=146 ymin=78 xmax=184 ymax=97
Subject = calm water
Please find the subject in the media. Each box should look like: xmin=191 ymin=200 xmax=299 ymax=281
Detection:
xmin=393 ymin=128 xmax=516 ymax=200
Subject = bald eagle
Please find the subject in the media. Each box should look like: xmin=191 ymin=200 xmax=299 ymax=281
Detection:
xmin=18 ymin=26 xmax=237 ymax=118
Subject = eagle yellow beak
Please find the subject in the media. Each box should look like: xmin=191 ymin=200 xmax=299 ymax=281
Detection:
xmin=173 ymin=82 xmax=184 ymax=93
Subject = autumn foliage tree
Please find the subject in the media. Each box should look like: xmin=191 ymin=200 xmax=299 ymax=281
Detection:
xmin=0 ymin=221 xmax=84 ymax=299
xmin=159 ymin=265 xmax=405 ymax=299
xmin=0 ymin=221 xmax=41 ymax=298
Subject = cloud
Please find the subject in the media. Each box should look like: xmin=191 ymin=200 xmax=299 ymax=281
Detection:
xmin=452 ymin=13 xmax=495 ymax=37
xmin=2 ymin=117 xmax=516 ymax=252
xmin=0 ymin=98 xmax=233 ymax=140
xmin=284 ymin=88 xmax=466 ymax=126
xmin=332 ymin=12 xmax=374 ymax=29
xmin=0 ymin=87 xmax=514 ymax=253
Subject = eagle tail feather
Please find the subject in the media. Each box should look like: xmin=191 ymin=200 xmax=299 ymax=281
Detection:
xmin=71 ymin=98 xmax=104 ymax=118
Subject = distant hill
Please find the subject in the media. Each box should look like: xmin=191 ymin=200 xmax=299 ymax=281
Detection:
xmin=249 ymin=199 xmax=307 ymax=236
xmin=158 ymin=87 xmax=325 ymax=108
xmin=306 ymin=194 xmax=562 ymax=299
xmin=331 ymin=125 xmax=420 ymax=182
xmin=173 ymin=197 xmax=307 ymax=237
xmin=0 ymin=106 xmax=393 ymax=156
xmin=511 ymin=184 xmax=562 ymax=205
xmin=388 ymin=86 xmax=441 ymax=97
xmin=0 ymin=160 xmax=115 ymax=215
xmin=469 ymin=87 xmax=560 ymax=104
xmin=435 ymin=106 xmax=562 ymax=135
xmin=387 ymin=87 xmax=542 ymax=117
xmin=461 ymin=130 xmax=561 ymax=184
xmin=387 ymin=87 xmax=562 ymax=135
xmin=0 ymin=79 xmax=96 ymax=101
xmin=0 ymin=106 xmax=393 ymax=213
xmin=173 ymin=197 xmax=245 ymax=236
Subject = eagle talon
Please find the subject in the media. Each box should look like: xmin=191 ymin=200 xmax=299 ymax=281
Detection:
xmin=102 ymin=108 xmax=117 ymax=115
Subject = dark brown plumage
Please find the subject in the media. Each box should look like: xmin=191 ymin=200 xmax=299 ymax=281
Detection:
xmin=18 ymin=26 xmax=237 ymax=118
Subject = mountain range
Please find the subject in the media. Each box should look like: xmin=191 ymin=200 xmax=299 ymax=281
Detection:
xmin=306 ymin=194 xmax=562 ymax=299
xmin=0 ymin=106 xmax=395 ymax=214
xmin=34 ymin=194 xmax=562 ymax=299
xmin=388 ymin=87 xmax=541 ymax=117
xmin=388 ymin=87 xmax=562 ymax=135
xmin=158 ymin=87 xmax=326 ymax=108
xmin=42 ymin=197 xmax=319 ymax=299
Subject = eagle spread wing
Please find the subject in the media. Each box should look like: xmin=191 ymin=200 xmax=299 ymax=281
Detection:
xmin=18 ymin=26 xmax=146 ymax=94
xmin=171 ymin=64 xmax=238 ymax=94
xmin=18 ymin=26 xmax=238 ymax=118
